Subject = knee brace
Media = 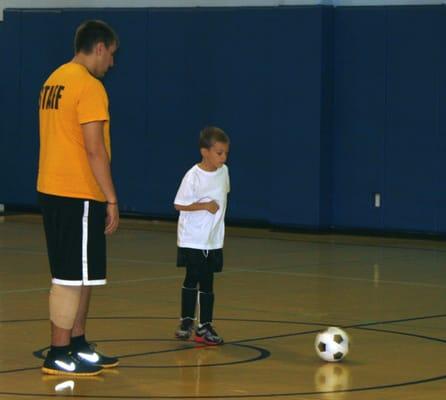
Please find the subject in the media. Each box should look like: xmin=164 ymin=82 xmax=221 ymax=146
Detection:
xmin=49 ymin=284 xmax=82 ymax=329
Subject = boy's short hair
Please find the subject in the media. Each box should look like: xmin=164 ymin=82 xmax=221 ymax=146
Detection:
xmin=199 ymin=126 xmax=230 ymax=149
xmin=74 ymin=20 xmax=119 ymax=54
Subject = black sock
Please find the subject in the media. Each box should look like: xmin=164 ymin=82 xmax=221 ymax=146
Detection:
xmin=49 ymin=344 xmax=71 ymax=357
xmin=199 ymin=291 xmax=214 ymax=325
xmin=181 ymin=287 xmax=198 ymax=319
xmin=71 ymin=334 xmax=88 ymax=349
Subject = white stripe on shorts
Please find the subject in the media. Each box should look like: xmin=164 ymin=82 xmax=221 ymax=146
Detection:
xmin=82 ymin=201 xmax=89 ymax=283
xmin=52 ymin=278 xmax=106 ymax=286
xmin=52 ymin=278 xmax=83 ymax=286
xmin=81 ymin=201 xmax=107 ymax=286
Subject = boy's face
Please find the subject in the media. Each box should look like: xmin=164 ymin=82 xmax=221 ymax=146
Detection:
xmin=201 ymin=141 xmax=229 ymax=170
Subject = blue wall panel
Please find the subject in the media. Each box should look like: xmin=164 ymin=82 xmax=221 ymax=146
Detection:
xmin=17 ymin=11 xmax=65 ymax=207
xmin=436 ymin=6 xmax=446 ymax=233
xmin=0 ymin=21 xmax=5 ymax=204
xmin=384 ymin=6 xmax=440 ymax=232
xmin=332 ymin=7 xmax=386 ymax=230
xmin=146 ymin=9 xmax=217 ymax=217
xmin=210 ymin=8 xmax=272 ymax=222
xmin=319 ymin=6 xmax=334 ymax=227
xmin=270 ymin=7 xmax=327 ymax=227
xmin=0 ymin=12 xmax=21 ymax=205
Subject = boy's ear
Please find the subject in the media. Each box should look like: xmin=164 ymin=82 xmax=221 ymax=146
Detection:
xmin=200 ymin=148 xmax=207 ymax=158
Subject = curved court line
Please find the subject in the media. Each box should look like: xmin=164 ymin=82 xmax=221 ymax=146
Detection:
xmin=32 ymin=341 xmax=271 ymax=368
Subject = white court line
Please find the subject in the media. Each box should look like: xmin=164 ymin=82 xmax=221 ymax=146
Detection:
xmin=0 ymin=247 xmax=174 ymax=266
xmin=225 ymin=267 xmax=446 ymax=289
xmin=1 ymin=264 xmax=445 ymax=294
xmin=0 ymin=274 xmax=184 ymax=295
xmin=2 ymin=248 xmax=445 ymax=292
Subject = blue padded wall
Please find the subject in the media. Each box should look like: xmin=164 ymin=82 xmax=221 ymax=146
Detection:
xmin=2 ymin=7 xmax=329 ymax=227
xmin=319 ymin=7 xmax=334 ymax=228
xmin=384 ymin=6 xmax=441 ymax=233
xmin=3 ymin=5 xmax=446 ymax=234
xmin=270 ymin=6 xmax=331 ymax=228
xmin=332 ymin=7 xmax=386 ymax=230
xmin=146 ymin=9 xmax=217 ymax=217
xmin=332 ymin=5 xmax=445 ymax=234
xmin=436 ymin=6 xmax=446 ymax=233
xmin=18 ymin=10 xmax=66 ymax=206
xmin=210 ymin=8 xmax=273 ymax=222
xmin=0 ymin=12 xmax=22 ymax=205
xmin=0 ymin=21 xmax=4 ymax=202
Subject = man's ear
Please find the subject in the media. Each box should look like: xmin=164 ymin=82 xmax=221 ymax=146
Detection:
xmin=95 ymin=42 xmax=105 ymax=55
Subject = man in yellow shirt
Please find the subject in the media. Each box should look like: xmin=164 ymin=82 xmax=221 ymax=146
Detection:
xmin=37 ymin=20 xmax=119 ymax=376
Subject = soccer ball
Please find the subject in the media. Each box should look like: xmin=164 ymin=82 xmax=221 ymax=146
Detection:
xmin=315 ymin=327 xmax=349 ymax=362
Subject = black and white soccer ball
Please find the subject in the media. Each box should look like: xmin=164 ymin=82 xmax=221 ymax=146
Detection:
xmin=315 ymin=327 xmax=349 ymax=362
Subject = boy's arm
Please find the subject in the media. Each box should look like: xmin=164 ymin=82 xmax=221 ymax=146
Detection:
xmin=175 ymin=201 xmax=219 ymax=214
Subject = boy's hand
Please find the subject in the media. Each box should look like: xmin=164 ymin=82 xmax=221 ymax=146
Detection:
xmin=205 ymin=201 xmax=220 ymax=214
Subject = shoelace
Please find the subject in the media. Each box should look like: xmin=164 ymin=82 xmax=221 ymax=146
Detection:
xmin=86 ymin=342 xmax=97 ymax=351
xmin=208 ymin=326 xmax=218 ymax=336
xmin=200 ymin=324 xmax=218 ymax=337
xmin=64 ymin=352 xmax=82 ymax=365
xmin=76 ymin=342 xmax=97 ymax=354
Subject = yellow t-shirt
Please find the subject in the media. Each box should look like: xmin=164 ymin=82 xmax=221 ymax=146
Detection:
xmin=37 ymin=62 xmax=111 ymax=201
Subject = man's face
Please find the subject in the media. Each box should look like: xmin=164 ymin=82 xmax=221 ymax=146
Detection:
xmin=93 ymin=41 xmax=117 ymax=78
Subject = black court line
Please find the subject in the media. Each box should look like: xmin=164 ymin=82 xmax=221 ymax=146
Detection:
xmin=354 ymin=326 xmax=446 ymax=343
xmin=0 ymin=314 xmax=445 ymax=398
xmin=32 ymin=341 xmax=271 ymax=368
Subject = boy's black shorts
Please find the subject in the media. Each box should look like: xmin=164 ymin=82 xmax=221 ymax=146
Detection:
xmin=38 ymin=192 xmax=107 ymax=286
xmin=177 ymin=247 xmax=223 ymax=273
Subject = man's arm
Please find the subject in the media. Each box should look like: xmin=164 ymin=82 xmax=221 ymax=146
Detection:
xmin=82 ymin=121 xmax=119 ymax=234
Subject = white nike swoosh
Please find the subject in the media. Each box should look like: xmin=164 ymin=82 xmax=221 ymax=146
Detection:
xmin=55 ymin=360 xmax=76 ymax=371
xmin=77 ymin=352 xmax=100 ymax=363
xmin=55 ymin=380 xmax=75 ymax=391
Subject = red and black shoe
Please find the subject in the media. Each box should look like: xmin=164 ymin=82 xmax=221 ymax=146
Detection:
xmin=194 ymin=323 xmax=224 ymax=346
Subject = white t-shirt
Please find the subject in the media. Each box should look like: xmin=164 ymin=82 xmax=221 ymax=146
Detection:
xmin=174 ymin=164 xmax=230 ymax=250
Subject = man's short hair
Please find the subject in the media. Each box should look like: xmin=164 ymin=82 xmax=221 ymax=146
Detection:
xmin=199 ymin=126 xmax=230 ymax=149
xmin=74 ymin=20 xmax=119 ymax=54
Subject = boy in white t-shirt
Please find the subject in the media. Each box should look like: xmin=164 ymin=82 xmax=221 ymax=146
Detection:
xmin=173 ymin=126 xmax=230 ymax=345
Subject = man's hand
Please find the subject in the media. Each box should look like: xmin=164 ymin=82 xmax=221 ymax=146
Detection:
xmin=105 ymin=203 xmax=119 ymax=234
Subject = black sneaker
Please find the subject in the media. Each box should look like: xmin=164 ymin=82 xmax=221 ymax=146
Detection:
xmin=42 ymin=351 xmax=103 ymax=377
xmin=194 ymin=323 xmax=224 ymax=345
xmin=175 ymin=318 xmax=195 ymax=340
xmin=73 ymin=342 xmax=119 ymax=369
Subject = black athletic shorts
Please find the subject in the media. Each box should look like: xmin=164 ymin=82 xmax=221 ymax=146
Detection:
xmin=38 ymin=192 xmax=107 ymax=286
xmin=177 ymin=247 xmax=223 ymax=273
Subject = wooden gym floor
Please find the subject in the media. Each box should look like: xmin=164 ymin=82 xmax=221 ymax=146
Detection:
xmin=0 ymin=214 xmax=445 ymax=399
